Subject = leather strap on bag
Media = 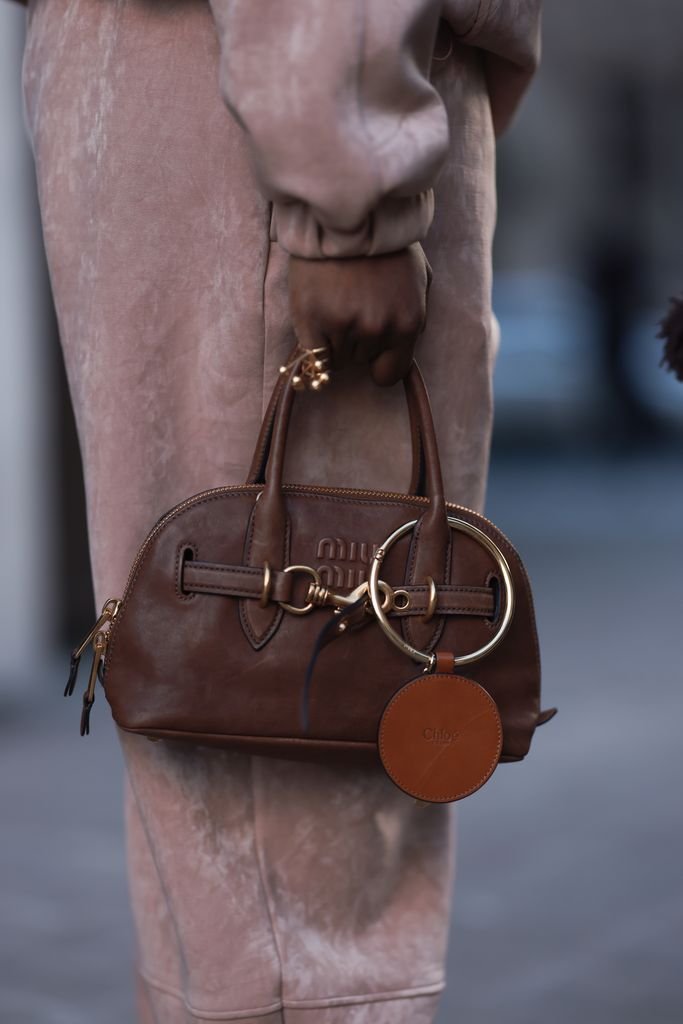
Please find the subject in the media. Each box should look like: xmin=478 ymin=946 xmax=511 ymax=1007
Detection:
xmin=182 ymin=558 xmax=496 ymax=617
xmin=239 ymin=356 xmax=454 ymax=651
xmin=400 ymin=366 xmax=451 ymax=653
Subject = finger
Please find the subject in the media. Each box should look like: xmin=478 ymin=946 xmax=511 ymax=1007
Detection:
xmin=289 ymin=310 xmax=336 ymax=373
xmin=325 ymin=331 xmax=349 ymax=370
xmin=348 ymin=328 xmax=386 ymax=366
xmin=290 ymin=313 xmax=325 ymax=354
xmin=370 ymin=343 xmax=414 ymax=387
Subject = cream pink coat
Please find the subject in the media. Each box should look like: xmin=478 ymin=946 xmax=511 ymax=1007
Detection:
xmin=21 ymin=1 xmax=540 ymax=1020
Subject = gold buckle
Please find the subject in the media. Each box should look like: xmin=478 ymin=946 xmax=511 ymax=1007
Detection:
xmin=279 ymin=565 xmax=322 ymax=615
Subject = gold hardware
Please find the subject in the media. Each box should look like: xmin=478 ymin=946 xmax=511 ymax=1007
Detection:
xmin=85 ymin=632 xmax=107 ymax=705
xmin=117 ymin=475 xmax=511 ymax=615
xmin=65 ymin=598 xmax=121 ymax=732
xmin=279 ymin=346 xmax=331 ymax=391
xmin=305 ymin=578 xmax=394 ymax=616
xmin=306 ymin=579 xmax=367 ymax=611
xmin=279 ymin=565 xmax=322 ymax=615
xmin=66 ymin=597 xmax=121 ymax=698
xmin=80 ymin=629 xmax=109 ymax=736
xmin=72 ymin=597 xmax=121 ymax=661
xmin=421 ymin=576 xmax=437 ymax=623
xmin=368 ymin=517 xmax=515 ymax=668
xmin=391 ymin=589 xmax=411 ymax=611
xmin=259 ymin=561 xmax=272 ymax=608
xmin=276 ymin=571 xmax=396 ymax=618
xmin=371 ymin=580 xmax=393 ymax=614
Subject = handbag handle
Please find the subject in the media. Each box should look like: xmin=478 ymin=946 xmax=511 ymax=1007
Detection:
xmin=246 ymin=353 xmax=429 ymax=497
xmin=240 ymin=354 xmax=451 ymax=651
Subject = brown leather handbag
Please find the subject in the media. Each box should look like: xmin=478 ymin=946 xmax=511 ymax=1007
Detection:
xmin=65 ymin=355 xmax=555 ymax=803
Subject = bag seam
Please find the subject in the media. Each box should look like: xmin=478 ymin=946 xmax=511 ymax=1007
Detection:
xmin=249 ymin=757 xmax=286 ymax=1017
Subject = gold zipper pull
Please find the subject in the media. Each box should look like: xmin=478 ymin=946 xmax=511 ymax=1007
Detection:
xmin=65 ymin=598 xmax=121 ymax=697
xmin=80 ymin=630 xmax=107 ymax=736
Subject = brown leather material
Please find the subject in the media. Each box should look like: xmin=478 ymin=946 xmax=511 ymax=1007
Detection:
xmin=242 ymin=364 xmax=446 ymax=643
xmin=387 ymin=585 xmax=495 ymax=617
xmin=434 ymin=650 xmax=456 ymax=674
xmin=242 ymin=356 xmax=449 ymax=653
xmin=101 ymin=360 xmax=551 ymax=798
xmin=239 ymin=499 xmax=290 ymax=648
xmin=245 ymin=379 xmax=287 ymax=487
xmin=245 ymin=340 xmax=300 ymax=486
xmin=238 ymin=365 xmax=296 ymax=648
xmin=182 ymin=561 xmax=296 ymax=603
xmin=378 ymin=672 xmax=503 ymax=802
xmin=400 ymin=368 xmax=451 ymax=653
xmin=181 ymin=558 xmax=495 ymax=617
xmin=248 ymin=340 xmax=430 ymax=499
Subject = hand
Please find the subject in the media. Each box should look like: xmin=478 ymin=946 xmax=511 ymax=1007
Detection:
xmin=288 ymin=243 xmax=431 ymax=386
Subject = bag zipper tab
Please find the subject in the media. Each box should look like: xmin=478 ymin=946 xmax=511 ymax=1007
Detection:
xmin=80 ymin=630 xmax=108 ymax=736
xmin=64 ymin=597 xmax=120 ymax=707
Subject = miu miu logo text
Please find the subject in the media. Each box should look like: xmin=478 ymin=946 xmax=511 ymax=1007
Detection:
xmin=314 ymin=536 xmax=379 ymax=589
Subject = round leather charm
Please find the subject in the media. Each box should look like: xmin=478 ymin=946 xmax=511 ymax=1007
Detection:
xmin=378 ymin=674 xmax=503 ymax=803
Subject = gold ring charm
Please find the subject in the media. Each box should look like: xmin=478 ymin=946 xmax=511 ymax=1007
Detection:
xmin=368 ymin=517 xmax=515 ymax=667
xmin=279 ymin=346 xmax=331 ymax=391
xmin=279 ymin=565 xmax=322 ymax=615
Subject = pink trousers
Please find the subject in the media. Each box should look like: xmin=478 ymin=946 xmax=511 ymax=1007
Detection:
xmin=22 ymin=0 xmax=498 ymax=1019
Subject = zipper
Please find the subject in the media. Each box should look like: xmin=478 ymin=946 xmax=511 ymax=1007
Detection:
xmin=116 ymin=481 xmax=507 ymax=606
xmin=64 ymin=597 xmax=121 ymax=735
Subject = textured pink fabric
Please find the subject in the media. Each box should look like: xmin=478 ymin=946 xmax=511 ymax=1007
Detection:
xmin=21 ymin=0 xmax=538 ymax=1019
xmin=208 ymin=0 xmax=540 ymax=256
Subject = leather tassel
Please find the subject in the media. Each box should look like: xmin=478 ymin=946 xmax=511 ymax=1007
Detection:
xmin=64 ymin=651 xmax=81 ymax=697
xmin=300 ymin=595 xmax=367 ymax=732
xmin=657 ymin=297 xmax=683 ymax=382
xmin=80 ymin=693 xmax=94 ymax=736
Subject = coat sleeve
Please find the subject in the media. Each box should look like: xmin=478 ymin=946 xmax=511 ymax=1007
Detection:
xmin=443 ymin=0 xmax=542 ymax=136
xmin=207 ymin=0 xmax=449 ymax=259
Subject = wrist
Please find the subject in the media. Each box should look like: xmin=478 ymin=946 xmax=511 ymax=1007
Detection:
xmin=271 ymin=191 xmax=435 ymax=260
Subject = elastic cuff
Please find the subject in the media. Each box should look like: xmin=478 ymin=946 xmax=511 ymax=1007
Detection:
xmin=450 ymin=0 xmax=492 ymax=42
xmin=269 ymin=190 xmax=435 ymax=259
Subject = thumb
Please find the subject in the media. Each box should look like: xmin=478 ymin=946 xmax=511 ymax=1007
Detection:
xmin=370 ymin=345 xmax=413 ymax=387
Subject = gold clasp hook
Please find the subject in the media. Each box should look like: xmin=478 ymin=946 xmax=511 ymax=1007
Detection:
xmin=306 ymin=579 xmax=394 ymax=616
xmin=276 ymin=564 xmax=394 ymax=617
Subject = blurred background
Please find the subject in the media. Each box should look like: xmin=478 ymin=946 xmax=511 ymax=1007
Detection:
xmin=1 ymin=2 xmax=681 ymax=1022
